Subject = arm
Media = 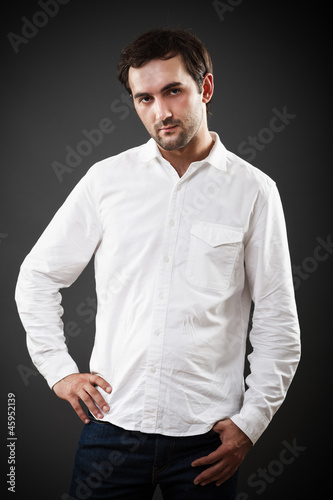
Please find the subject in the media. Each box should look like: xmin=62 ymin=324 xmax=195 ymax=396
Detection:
xmin=192 ymin=182 xmax=301 ymax=485
xmin=231 ymin=182 xmax=301 ymax=443
xmin=15 ymin=167 xmax=111 ymax=422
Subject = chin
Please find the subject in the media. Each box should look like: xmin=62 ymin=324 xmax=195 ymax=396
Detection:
xmin=157 ymin=133 xmax=188 ymax=151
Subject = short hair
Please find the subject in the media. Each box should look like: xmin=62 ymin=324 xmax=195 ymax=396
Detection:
xmin=117 ymin=28 xmax=213 ymax=113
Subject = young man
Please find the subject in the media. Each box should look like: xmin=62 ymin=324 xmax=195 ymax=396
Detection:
xmin=15 ymin=29 xmax=300 ymax=499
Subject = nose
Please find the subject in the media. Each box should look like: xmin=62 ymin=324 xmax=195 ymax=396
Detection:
xmin=155 ymin=98 xmax=172 ymax=122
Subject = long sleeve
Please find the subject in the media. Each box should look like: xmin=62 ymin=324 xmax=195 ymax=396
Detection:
xmin=14 ymin=134 xmax=301 ymax=438
xmin=230 ymin=183 xmax=301 ymax=444
xmin=15 ymin=167 xmax=102 ymax=389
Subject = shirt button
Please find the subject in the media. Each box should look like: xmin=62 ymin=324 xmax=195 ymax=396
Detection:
xmin=176 ymin=184 xmax=181 ymax=191
xmin=163 ymin=256 xmax=170 ymax=263
xmin=151 ymin=367 xmax=156 ymax=374
xmin=159 ymin=292 xmax=164 ymax=300
xmin=154 ymin=329 xmax=161 ymax=336
xmin=169 ymin=219 xmax=175 ymax=227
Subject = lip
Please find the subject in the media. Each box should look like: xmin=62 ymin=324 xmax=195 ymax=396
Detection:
xmin=160 ymin=125 xmax=178 ymax=132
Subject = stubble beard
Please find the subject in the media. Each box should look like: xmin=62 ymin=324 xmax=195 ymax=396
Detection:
xmin=150 ymin=105 xmax=203 ymax=152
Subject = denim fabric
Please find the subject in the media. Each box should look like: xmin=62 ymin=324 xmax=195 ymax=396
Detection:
xmin=69 ymin=417 xmax=239 ymax=499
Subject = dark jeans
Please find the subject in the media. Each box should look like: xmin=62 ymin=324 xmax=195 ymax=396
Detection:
xmin=68 ymin=417 xmax=239 ymax=499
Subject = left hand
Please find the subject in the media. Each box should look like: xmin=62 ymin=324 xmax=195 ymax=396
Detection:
xmin=191 ymin=418 xmax=252 ymax=486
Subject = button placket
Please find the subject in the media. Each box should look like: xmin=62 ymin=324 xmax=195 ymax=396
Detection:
xmin=140 ymin=179 xmax=187 ymax=432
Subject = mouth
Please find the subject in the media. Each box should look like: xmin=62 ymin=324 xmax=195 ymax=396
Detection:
xmin=159 ymin=124 xmax=178 ymax=132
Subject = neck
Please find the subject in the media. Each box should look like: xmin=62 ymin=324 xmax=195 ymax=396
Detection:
xmin=157 ymin=126 xmax=214 ymax=178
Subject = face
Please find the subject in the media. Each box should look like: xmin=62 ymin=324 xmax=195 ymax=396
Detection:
xmin=128 ymin=55 xmax=206 ymax=152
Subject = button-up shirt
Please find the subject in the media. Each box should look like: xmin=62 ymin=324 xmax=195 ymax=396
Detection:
xmin=15 ymin=132 xmax=300 ymax=444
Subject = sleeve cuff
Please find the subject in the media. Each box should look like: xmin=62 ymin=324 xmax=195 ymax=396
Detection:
xmin=38 ymin=353 xmax=80 ymax=390
xmin=230 ymin=406 xmax=270 ymax=445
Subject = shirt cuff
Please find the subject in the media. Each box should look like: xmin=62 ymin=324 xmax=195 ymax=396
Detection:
xmin=230 ymin=406 xmax=270 ymax=445
xmin=38 ymin=353 xmax=80 ymax=390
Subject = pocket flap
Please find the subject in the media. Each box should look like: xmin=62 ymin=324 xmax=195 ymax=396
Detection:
xmin=190 ymin=221 xmax=243 ymax=247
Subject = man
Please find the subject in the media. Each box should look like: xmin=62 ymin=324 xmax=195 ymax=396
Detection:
xmin=15 ymin=28 xmax=300 ymax=499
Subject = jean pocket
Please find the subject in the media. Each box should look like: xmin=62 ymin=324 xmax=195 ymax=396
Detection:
xmin=186 ymin=221 xmax=244 ymax=291
xmin=208 ymin=427 xmax=220 ymax=436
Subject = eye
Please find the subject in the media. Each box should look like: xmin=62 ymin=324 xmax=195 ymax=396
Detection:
xmin=168 ymin=88 xmax=181 ymax=96
xmin=140 ymin=96 xmax=153 ymax=104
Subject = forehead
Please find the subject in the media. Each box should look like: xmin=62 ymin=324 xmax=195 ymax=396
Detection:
xmin=128 ymin=54 xmax=193 ymax=95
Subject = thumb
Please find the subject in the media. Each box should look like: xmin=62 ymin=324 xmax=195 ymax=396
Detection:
xmin=212 ymin=418 xmax=231 ymax=435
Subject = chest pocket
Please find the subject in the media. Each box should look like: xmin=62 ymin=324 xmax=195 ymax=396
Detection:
xmin=186 ymin=221 xmax=244 ymax=291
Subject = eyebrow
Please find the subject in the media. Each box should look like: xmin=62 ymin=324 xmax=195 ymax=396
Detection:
xmin=133 ymin=81 xmax=183 ymax=100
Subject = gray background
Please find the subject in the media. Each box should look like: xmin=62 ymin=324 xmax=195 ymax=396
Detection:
xmin=1 ymin=0 xmax=331 ymax=498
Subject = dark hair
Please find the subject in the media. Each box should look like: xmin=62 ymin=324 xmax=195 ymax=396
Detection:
xmin=117 ymin=28 xmax=213 ymax=113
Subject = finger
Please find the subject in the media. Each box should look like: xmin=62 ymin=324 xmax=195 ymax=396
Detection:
xmin=69 ymin=397 xmax=90 ymax=424
xmin=214 ymin=464 xmax=237 ymax=486
xmin=198 ymin=470 xmax=231 ymax=487
xmin=85 ymin=385 xmax=110 ymax=414
xmin=191 ymin=447 xmax=222 ymax=467
xmin=194 ymin=462 xmax=233 ymax=486
xmin=193 ymin=463 xmax=222 ymax=485
xmin=90 ymin=375 xmax=112 ymax=393
xmin=195 ymin=458 xmax=238 ymax=486
xmin=78 ymin=388 xmax=106 ymax=419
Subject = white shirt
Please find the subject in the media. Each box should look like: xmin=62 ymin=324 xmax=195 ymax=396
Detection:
xmin=15 ymin=132 xmax=300 ymax=444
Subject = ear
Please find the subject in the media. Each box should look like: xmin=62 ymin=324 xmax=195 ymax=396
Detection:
xmin=202 ymin=73 xmax=214 ymax=104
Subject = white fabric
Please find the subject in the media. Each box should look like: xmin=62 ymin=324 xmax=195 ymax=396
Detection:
xmin=15 ymin=132 xmax=300 ymax=444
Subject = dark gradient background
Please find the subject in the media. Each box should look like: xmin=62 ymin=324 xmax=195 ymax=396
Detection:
xmin=1 ymin=1 xmax=331 ymax=499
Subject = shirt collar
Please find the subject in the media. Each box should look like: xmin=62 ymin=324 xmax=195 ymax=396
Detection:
xmin=138 ymin=131 xmax=227 ymax=172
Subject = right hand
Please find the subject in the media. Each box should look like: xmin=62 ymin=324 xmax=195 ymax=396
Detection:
xmin=53 ymin=373 xmax=112 ymax=424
